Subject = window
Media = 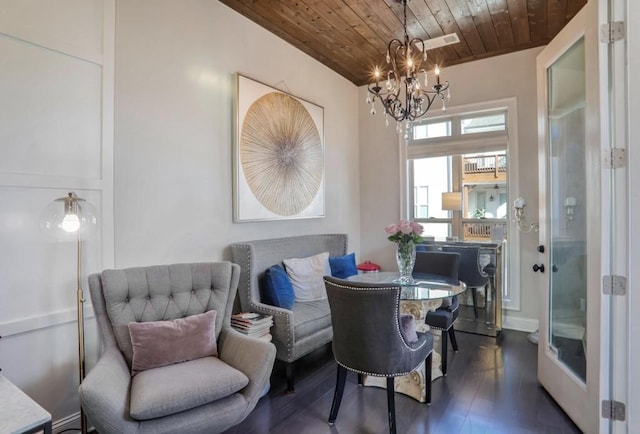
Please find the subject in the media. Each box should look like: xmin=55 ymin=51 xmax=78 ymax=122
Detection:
xmin=413 ymin=120 xmax=451 ymax=140
xmin=401 ymin=98 xmax=521 ymax=310
xmin=461 ymin=112 xmax=506 ymax=134
xmin=410 ymin=156 xmax=452 ymax=239
xmin=413 ymin=186 xmax=429 ymax=218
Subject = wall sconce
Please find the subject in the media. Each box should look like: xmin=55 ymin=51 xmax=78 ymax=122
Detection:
xmin=513 ymin=196 xmax=539 ymax=232
xmin=564 ymin=196 xmax=577 ymax=223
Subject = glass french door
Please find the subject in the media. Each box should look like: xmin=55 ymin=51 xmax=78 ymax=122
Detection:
xmin=536 ymin=2 xmax=606 ymax=433
xmin=547 ymin=37 xmax=588 ymax=382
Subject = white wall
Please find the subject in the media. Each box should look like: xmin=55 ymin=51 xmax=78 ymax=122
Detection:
xmin=0 ymin=0 xmax=114 ymax=427
xmin=0 ymin=0 xmax=359 ymax=428
xmin=114 ymin=0 xmax=361 ymax=268
xmin=359 ymin=47 xmax=543 ymax=329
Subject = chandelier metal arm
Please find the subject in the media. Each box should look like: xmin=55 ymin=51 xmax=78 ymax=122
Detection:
xmin=366 ymin=0 xmax=452 ymax=125
xmin=367 ymin=74 xmax=450 ymax=120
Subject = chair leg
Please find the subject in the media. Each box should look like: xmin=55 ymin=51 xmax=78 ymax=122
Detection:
xmin=441 ymin=329 xmax=448 ymax=376
xmin=424 ymin=352 xmax=432 ymax=405
xmin=328 ymin=365 xmax=348 ymax=424
xmin=386 ymin=377 xmax=396 ymax=434
xmin=485 ymin=280 xmax=491 ymax=308
xmin=448 ymin=327 xmax=459 ymax=352
xmin=471 ymin=288 xmax=478 ymax=318
xmin=285 ymin=362 xmax=295 ymax=392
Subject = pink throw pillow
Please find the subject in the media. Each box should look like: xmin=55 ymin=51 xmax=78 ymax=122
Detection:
xmin=399 ymin=314 xmax=418 ymax=344
xmin=129 ymin=310 xmax=218 ymax=375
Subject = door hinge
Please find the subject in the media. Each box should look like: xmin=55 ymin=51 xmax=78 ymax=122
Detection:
xmin=603 ymin=148 xmax=626 ymax=169
xmin=602 ymin=275 xmax=627 ymax=295
xmin=600 ymin=21 xmax=625 ymax=43
xmin=602 ymin=400 xmax=626 ymax=421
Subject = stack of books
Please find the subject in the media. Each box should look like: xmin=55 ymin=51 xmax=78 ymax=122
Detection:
xmin=231 ymin=312 xmax=273 ymax=341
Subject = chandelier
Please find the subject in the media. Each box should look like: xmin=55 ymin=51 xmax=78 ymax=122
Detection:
xmin=366 ymin=0 xmax=451 ymax=127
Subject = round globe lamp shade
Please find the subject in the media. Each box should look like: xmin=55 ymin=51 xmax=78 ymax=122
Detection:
xmin=40 ymin=193 xmax=98 ymax=242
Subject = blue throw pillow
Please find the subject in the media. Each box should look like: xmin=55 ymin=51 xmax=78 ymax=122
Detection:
xmin=262 ymin=265 xmax=295 ymax=310
xmin=329 ymin=252 xmax=358 ymax=279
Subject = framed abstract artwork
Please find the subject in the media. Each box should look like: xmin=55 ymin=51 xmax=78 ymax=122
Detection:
xmin=233 ymin=74 xmax=325 ymax=222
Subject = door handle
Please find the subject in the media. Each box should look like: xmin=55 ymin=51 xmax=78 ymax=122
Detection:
xmin=537 ymin=245 xmax=545 ymax=253
xmin=533 ymin=264 xmax=545 ymax=273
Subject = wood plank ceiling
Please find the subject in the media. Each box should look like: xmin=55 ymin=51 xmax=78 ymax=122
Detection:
xmin=219 ymin=0 xmax=587 ymax=86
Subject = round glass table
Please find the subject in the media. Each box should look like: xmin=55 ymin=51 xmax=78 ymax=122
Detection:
xmin=346 ymin=271 xmax=466 ymax=301
xmin=344 ymin=272 xmax=467 ymax=402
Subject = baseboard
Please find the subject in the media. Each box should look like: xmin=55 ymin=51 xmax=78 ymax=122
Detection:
xmin=502 ymin=315 xmax=538 ymax=333
xmin=53 ymin=412 xmax=96 ymax=434
xmin=53 ymin=412 xmax=80 ymax=433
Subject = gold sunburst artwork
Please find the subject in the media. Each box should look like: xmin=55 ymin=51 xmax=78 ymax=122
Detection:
xmin=234 ymin=75 xmax=324 ymax=221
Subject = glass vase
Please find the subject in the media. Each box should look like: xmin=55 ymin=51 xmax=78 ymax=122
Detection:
xmin=395 ymin=241 xmax=416 ymax=284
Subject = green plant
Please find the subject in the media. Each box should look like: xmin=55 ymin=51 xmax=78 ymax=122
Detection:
xmin=472 ymin=208 xmax=485 ymax=218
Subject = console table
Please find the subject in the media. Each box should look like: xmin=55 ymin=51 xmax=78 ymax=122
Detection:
xmin=420 ymin=240 xmax=504 ymax=337
xmin=0 ymin=374 xmax=52 ymax=434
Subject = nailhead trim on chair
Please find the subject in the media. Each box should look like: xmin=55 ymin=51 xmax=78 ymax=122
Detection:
xmin=335 ymin=356 xmax=432 ymax=378
xmin=233 ymin=244 xmax=294 ymax=358
xmin=325 ymin=279 xmax=431 ymax=359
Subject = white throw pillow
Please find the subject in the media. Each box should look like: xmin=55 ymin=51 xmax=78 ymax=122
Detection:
xmin=283 ymin=252 xmax=331 ymax=302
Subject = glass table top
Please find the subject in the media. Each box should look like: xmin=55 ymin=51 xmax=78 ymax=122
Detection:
xmin=345 ymin=271 xmax=467 ymax=301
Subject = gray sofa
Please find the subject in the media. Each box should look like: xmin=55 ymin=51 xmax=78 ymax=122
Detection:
xmin=79 ymin=262 xmax=276 ymax=434
xmin=231 ymin=234 xmax=347 ymax=391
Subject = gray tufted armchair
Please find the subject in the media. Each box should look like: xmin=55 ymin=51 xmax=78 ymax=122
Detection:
xmin=79 ymin=262 xmax=276 ymax=434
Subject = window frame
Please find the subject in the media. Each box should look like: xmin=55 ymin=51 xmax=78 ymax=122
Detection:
xmin=413 ymin=185 xmax=429 ymax=218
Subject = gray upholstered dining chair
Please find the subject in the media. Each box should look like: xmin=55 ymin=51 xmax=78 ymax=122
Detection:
xmin=323 ymin=276 xmax=433 ymax=434
xmin=442 ymin=245 xmax=489 ymax=318
xmin=79 ymin=262 xmax=276 ymax=434
xmin=414 ymin=251 xmax=461 ymax=375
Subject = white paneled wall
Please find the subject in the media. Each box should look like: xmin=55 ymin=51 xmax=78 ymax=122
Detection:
xmin=0 ymin=0 xmax=114 ymax=428
xmin=0 ymin=37 xmax=102 ymax=178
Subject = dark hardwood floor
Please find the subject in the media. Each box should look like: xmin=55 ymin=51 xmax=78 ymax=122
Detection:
xmin=224 ymin=330 xmax=582 ymax=434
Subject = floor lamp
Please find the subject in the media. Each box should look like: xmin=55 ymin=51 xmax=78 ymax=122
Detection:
xmin=442 ymin=191 xmax=462 ymax=240
xmin=41 ymin=192 xmax=97 ymax=434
